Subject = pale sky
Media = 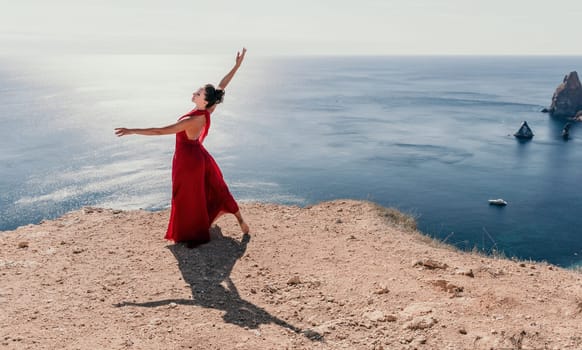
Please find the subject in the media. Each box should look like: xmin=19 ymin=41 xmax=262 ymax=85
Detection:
xmin=2 ymin=0 xmax=582 ymax=55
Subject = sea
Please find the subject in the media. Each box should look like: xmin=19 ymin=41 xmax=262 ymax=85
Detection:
xmin=1 ymin=54 xmax=581 ymax=268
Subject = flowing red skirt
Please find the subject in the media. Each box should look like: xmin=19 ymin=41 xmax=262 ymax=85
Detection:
xmin=165 ymin=111 xmax=239 ymax=244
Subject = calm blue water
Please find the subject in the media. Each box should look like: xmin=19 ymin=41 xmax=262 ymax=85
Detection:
xmin=1 ymin=55 xmax=581 ymax=268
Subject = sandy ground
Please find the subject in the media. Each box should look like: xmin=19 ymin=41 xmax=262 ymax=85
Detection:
xmin=1 ymin=200 xmax=581 ymax=350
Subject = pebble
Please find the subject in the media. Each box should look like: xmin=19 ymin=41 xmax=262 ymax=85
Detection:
xmin=302 ymin=329 xmax=322 ymax=340
xmin=455 ymin=268 xmax=475 ymax=278
xmin=404 ymin=316 xmax=437 ymax=330
xmin=17 ymin=241 xmax=29 ymax=249
xmin=373 ymin=285 xmax=390 ymax=294
xmin=413 ymin=259 xmax=448 ymax=270
xmin=363 ymin=310 xmax=385 ymax=322
xmin=385 ymin=315 xmax=397 ymax=322
xmin=287 ymin=276 xmax=301 ymax=285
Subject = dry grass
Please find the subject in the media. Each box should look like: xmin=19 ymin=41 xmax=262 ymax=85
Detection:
xmin=370 ymin=202 xmax=417 ymax=232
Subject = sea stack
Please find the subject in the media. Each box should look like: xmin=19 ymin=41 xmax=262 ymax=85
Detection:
xmin=514 ymin=121 xmax=534 ymax=139
xmin=547 ymin=71 xmax=582 ymax=118
xmin=562 ymin=122 xmax=572 ymax=139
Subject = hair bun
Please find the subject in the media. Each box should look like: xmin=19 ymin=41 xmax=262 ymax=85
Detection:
xmin=215 ymin=89 xmax=225 ymax=104
xmin=204 ymin=84 xmax=225 ymax=108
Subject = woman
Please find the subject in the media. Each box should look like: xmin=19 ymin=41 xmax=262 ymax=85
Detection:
xmin=115 ymin=48 xmax=249 ymax=247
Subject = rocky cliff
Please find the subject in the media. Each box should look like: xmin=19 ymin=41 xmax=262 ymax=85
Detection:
xmin=548 ymin=71 xmax=582 ymax=118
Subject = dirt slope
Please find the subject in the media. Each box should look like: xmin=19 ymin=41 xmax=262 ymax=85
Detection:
xmin=1 ymin=200 xmax=581 ymax=349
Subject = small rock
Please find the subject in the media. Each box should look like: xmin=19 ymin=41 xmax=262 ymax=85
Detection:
xmin=302 ymin=329 xmax=322 ymax=340
xmin=72 ymin=247 xmax=85 ymax=254
xmin=262 ymin=284 xmax=278 ymax=293
xmin=400 ymin=336 xmax=414 ymax=344
xmin=459 ymin=328 xmax=467 ymax=335
xmin=385 ymin=315 xmax=397 ymax=322
xmin=17 ymin=241 xmax=29 ymax=249
xmin=432 ymin=280 xmax=463 ymax=295
xmin=168 ymin=302 xmax=177 ymax=309
xmin=287 ymin=276 xmax=301 ymax=285
xmin=335 ymin=219 xmax=343 ymax=224
xmin=404 ymin=316 xmax=437 ymax=330
xmin=250 ymin=288 xmax=257 ymax=294
xmin=308 ymin=280 xmax=322 ymax=288
xmin=413 ymin=259 xmax=448 ymax=270
xmin=82 ymin=207 xmax=102 ymax=214
xmin=112 ymin=209 xmax=123 ymax=214
xmin=455 ymin=268 xmax=474 ymax=278
xmin=363 ymin=310 xmax=385 ymax=322
xmin=374 ymin=285 xmax=390 ymax=294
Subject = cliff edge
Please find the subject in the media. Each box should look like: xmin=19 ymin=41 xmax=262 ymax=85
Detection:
xmin=1 ymin=200 xmax=581 ymax=349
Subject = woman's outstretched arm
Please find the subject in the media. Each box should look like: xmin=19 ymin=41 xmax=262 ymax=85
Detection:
xmin=218 ymin=48 xmax=247 ymax=90
xmin=206 ymin=48 xmax=246 ymax=114
xmin=114 ymin=116 xmax=205 ymax=137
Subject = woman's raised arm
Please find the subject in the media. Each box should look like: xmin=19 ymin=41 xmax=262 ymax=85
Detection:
xmin=218 ymin=48 xmax=247 ymax=90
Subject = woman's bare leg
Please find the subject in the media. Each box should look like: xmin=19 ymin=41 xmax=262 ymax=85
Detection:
xmin=234 ymin=211 xmax=250 ymax=234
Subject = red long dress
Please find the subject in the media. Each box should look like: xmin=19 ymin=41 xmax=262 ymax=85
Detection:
xmin=165 ymin=109 xmax=239 ymax=245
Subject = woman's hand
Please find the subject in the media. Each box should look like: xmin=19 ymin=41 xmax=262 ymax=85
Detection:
xmin=114 ymin=128 xmax=132 ymax=137
xmin=219 ymin=48 xmax=247 ymax=90
xmin=235 ymin=48 xmax=247 ymax=68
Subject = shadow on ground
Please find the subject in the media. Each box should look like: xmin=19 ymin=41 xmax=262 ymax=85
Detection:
xmin=115 ymin=226 xmax=322 ymax=341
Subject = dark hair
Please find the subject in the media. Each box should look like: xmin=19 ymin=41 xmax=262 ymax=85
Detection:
xmin=204 ymin=84 xmax=225 ymax=109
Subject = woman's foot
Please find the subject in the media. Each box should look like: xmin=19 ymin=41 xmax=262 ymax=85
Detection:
xmin=239 ymin=220 xmax=250 ymax=235
xmin=234 ymin=211 xmax=250 ymax=234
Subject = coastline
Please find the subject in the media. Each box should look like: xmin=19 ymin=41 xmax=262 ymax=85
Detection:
xmin=1 ymin=200 xmax=581 ymax=349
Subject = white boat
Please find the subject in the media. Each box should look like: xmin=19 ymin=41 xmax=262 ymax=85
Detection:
xmin=488 ymin=199 xmax=507 ymax=206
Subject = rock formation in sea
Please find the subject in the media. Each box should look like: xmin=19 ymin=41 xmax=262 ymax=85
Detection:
xmin=514 ymin=120 xmax=534 ymax=139
xmin=562 ymin=122 xmax=572 ymax=139
xmin=547 ymin=71 xmax=582 ymax=118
